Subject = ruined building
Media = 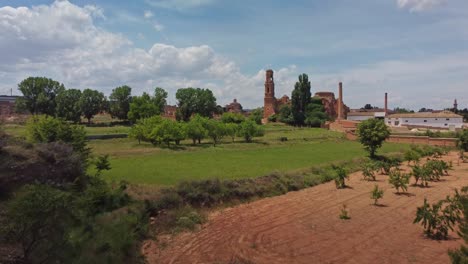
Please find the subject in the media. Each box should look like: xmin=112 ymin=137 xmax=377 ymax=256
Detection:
xmin=263 ymin=69 xmax=290 ymax=121
xmin=225 ymin=99 xmax=243 ymax=113
xmin=262 ymin=69 xmax=348 ymax=121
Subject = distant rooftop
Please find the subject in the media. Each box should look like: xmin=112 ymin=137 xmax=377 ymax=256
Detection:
xmin=387 ymin=111 xmax=462 ymax=119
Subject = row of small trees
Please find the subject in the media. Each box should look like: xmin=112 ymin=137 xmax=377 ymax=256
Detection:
xmin=129 ymin=114 xmax=264 ymax=147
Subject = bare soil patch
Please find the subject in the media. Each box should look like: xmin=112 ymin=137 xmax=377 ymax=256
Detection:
xmin=144 ymin=152 xmax=468 ymax=264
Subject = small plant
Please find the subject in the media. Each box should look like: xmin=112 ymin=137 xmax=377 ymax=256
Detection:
xmin=404 ymin=150 xmax=421 ymax=166
xmin=371 ymin=185 xmax=384 ymax=205
xmin=388 ymin=169 xmax=410 ymax=194
xmin=339 ymin=204 xmax=351 ymax=220
xmin=411 ymin=164 xmax=431 ymax=187
xmin=333 ymin=166 xmax=348 ymax=189
xmin=414 ymin=194 xmax=462 ymax=240
xmin=362 ymin=162 xmax=377 ymax=181
xmin=95 ymin=154 xmax=111 ymax=177
xmin=376 ymin=158 xmax=401 ymax=175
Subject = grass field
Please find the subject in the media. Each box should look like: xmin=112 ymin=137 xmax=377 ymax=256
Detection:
xmin=89 ymin=124 xmax=409 ymax=185
xmin=4 ymin=121 xmax=410 ymax=186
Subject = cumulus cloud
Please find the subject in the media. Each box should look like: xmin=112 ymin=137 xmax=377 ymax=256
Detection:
xmin=397 ymin=0 xmax=447 ymax=12
xmin=0 ymin=0 xmax=293 ymax=108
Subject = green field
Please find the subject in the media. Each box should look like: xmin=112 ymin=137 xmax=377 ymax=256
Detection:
xmin=4 ymin=122 xmax=410 ymax=186
xmin=89 ymin=124 xmax=409 ymax=185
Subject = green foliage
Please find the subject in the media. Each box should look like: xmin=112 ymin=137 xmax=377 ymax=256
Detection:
xmin=237 ymin=119 xmax=264 ymax=143
xmin=404 ymin=150 xmax=421 ymax=165
xmin=79 ymin=89 xmax=105 ymax=123
xmin=339 ymin=204 xmax=351 ymax=220
xmin=109 ymin=85 xmax=132 ymax=120
xmin=186 ymin=115 xmax=208 ymax=144
xmin=128 ymin=92 xmax=161 ymax=122
xmin=129 ymin=116 xmax=163 ymax=145
xmin=304 ymin=98 xmax=328 ymax=127
xmin=16 ymin=77 xmax=65 ymax=115
xmin=278 ymin=105 xmax=294 ymax=125
xmin=449 ymin=187 xmax=468 ymax=263
xmin=225 ymin=123 xmax=239 ymax=142
xmin=414 ymin=193 xmax=462 ymax=240
xmin=248 ymin=108 xmax=263 ymax=125
xmin=370 ymin=185 xmax=384 ymax=205
xmin=333 ymin=166 xmax=348 ymax=189
xmin=411 ymin=164 xmax=431 ymax=187
xmin=375 ymin=157 xmax=402 ymax=175
xmin=357 ymin=119 xmax=391 ymax=158
xmin=221 ymin=112 xmax=245 ymax=124
xmin=458 ymin=130 xmax=468 ymax=151
xmin=149 ymin=119 xmax=187 ymax=147
xmin=362 ymin=162 xmax=378 ymax=181
xmin=267 ymin=114 xmax=277 ymax=122
xmin=154 ymin=87 xmax=168 ymax=115
xmin=291 ymin=74 xmax=311 ymax=125
xmin=1 ymin=185 xmax=75 ymax=263
xmin=175 ymin=88 xmax=217 ymax=121
xmin=26 ymin=115 xmax=87 ymax=154
xmin=56 ymin=89 xmax=82 ymax=123
xmin=204 ymin=119 xmax=226 ymax=146
xmin=388 ymin=169 xmax=410 ymax=194
xmin=95 ymin=155 xmax=111 ymax=177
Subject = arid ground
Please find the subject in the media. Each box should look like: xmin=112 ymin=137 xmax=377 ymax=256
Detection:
xmin=144 ymin=152 xmax=468 ymax=264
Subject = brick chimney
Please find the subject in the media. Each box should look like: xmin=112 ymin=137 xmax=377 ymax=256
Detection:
xmin=338 ymin=82 xmax=343 ymax=120
xmin=384 ymin=92 xmax=388 ymax=116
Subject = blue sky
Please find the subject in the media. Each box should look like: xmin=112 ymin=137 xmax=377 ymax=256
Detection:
xmin=0 ymin=0 xmax=467 ymax=109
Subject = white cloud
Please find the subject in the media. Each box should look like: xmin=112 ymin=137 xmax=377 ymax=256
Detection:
xmin=145 ymin=0 xmax=215 ymax=11
xmin=397 ymin=0 xmax=447 ymax=12
xmin=153 ymin=22 xmax=165 ymax=31
xmin=144 ymin=10 xmax=154 ymax=18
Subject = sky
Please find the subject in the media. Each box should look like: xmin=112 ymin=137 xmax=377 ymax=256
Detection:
xmin=0 ymin=0 xmax=467 ymax=110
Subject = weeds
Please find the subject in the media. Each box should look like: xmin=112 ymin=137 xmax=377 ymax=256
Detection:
xmin=339 ymin=204 xmax=351 ymax=220
xmin=371 ymin=185 xmax=384 ymax=205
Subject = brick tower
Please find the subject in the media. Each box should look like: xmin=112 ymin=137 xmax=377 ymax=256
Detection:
xmin=263 ymin=69 xmax=276 ymax=119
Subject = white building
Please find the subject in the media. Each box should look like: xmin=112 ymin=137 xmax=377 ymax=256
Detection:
xmin=385 ymin=111 xmax=464 ymax=129
xmin=347 ymin=111 xmax=386 ymax=121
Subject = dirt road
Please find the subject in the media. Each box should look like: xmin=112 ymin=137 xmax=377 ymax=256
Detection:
xmin=144 ymin=152 xmax=468 ymax=264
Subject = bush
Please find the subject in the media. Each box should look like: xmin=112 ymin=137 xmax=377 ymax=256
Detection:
xmin=25 ymin=115 xmax=88 ymax=155
xmin=388 ymin=169 xmax=410 ymax=194
xmin=221 ymin=112 xmax=245 ymax=124
xmin=414 ymin=193 xmax=462 ymax=240
xmin=410 ymin=164 xmax=431 ymax=187
xmin=370 ymin=185 xmax=384 ymax=205
xmin=362 ymin=162 xmax=378 ymax=181
xmin=458 ymin=130 xmax=468 ymax=151
xmin=404 ymin=150 xmax=421 ymax=165
xmin=333 ymin=166 xmax=348 ymax=189
xmin=356 ymin=119 xmax=390 ymax=158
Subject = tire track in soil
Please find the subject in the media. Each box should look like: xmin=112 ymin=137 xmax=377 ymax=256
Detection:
xmin=144 ymin=152 xmax=468 ymax=264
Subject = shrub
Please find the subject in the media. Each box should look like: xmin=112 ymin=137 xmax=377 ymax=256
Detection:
xmin=376 ymin=157 xmax=402 ymax=175
xmin=339 ymin=204 xmax=351 ymax=220
xmin=25 ymin=115 xmax=88 ymax=155
xmin=458 ymin=130 xmax=468 ymax=151
xmin=333 ymin=166 xmax=348 ymax=189
xmin=371 ymin=185 xmax=384 ymax=205
xmin=388 ymin=169 xmax=410 ymax=194
xmin=414 ymin=193 xmax=462 ymax=240
xmin=356 ymin=119 xmax=390 ymax=158
xmin=410 ymin=164 xmax=431 ymax=187
xmin=404 ymin=150 xmax=421 ymax=165
xmin=362 ymin=162 xmax=378 ymax=181
xmin=221 ymin=112 xmax=245 ymax=124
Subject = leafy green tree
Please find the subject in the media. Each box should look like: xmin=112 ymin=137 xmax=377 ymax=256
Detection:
xmin=79 ymin=89 xmax=105 ymax=124
xmin=404 ymin=150 xmax=421 ymax=166
xmin=176 ymin=88 xmax=217 ymax=121
xmin=278 ymin=105 xmax=294 ymax=125
xmin=237 ymin=119 xmax=264 ymax=143
xmin=221 ymin=112 xmax=245 ymax=124
xmin=149 ymin=119 xmax=186 ymax=147
xmin=1 ymin=185 xmax=74 ymax=263
xmin=204 ymin=119 xmax=226 ymax=146
xmin=458 ymin=130 xmax=468 ymax=152
xmin=371 ymin=185 xmax=384 ymax=205
xmin=15 ymin=77 xmax=65 ymax=115
xmin=248 ymin=108 xmax=263 ymax=125
xmin=56 ymin=89 xmax=82 ymax=123
xmin=291 ymin=74 xmax=312 ymax=125
xmin=186 ymin=115 xmax=208 ymax=144
xmin=357 ymin=119 xmax=391 ymax=158
xmin=388 ymin=169 xmax=410 ymax=194
xmin=411 ymin=164 xmax=431 ymax=187
xmin=225 ymin=123 xmax=239 ymax=142
xmin=128 ymin=93 xmax=159 ymax=122
xmin=304 ymin=98 xmax=328 ymax=127
xmin=109 ymin=85 xmax=132 ymax=120
xmin=26 ymin=115 xmax=87 ymax=155
xmin=154 ymin=87 xmax=168 ymax=114
xmin=129 ymin=116 xmax=163 ymax=145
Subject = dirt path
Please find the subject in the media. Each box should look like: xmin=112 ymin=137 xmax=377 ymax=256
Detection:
xmin=144 ymin=152 xmax=468 ymax=264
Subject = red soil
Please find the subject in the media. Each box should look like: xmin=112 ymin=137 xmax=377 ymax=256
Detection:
xmin=144 ymin=152 xmax=468 ymax=264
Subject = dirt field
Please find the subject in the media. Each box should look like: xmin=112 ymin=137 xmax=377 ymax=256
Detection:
xmin=144 ymin=152 xmax=468 ymax=264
